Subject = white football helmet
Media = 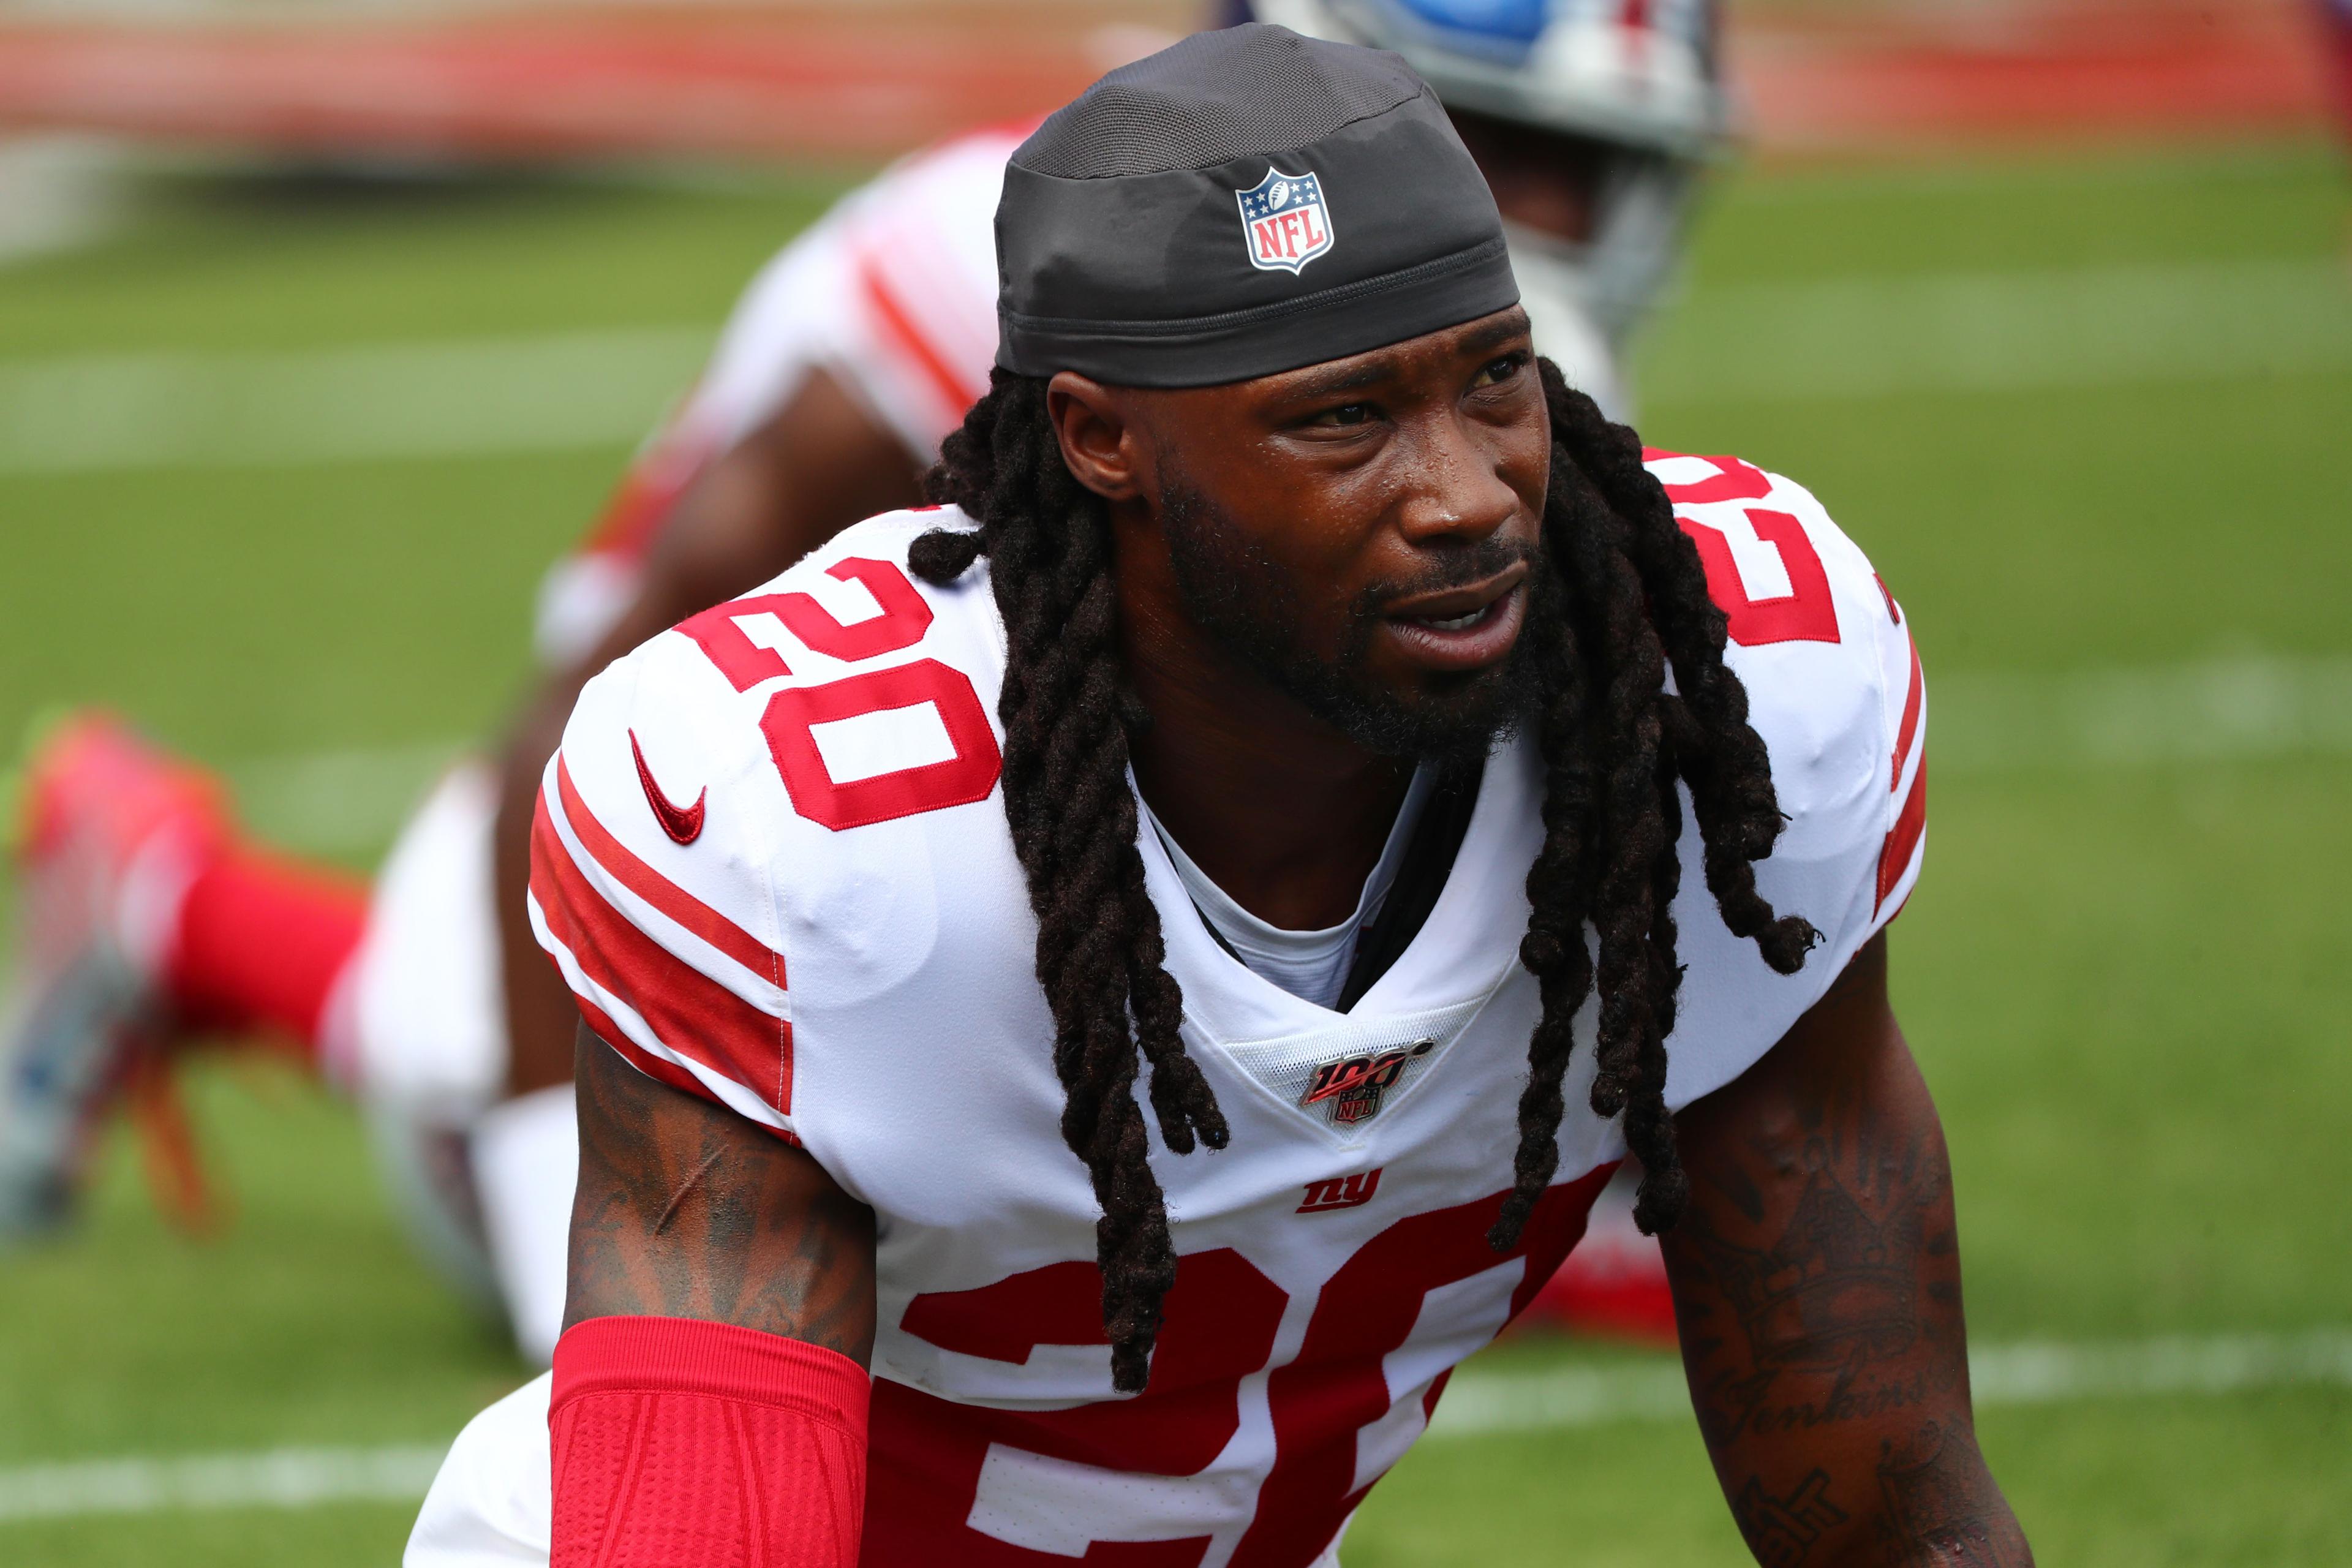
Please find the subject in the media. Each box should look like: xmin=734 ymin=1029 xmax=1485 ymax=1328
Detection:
xmin=1239 ymin=0 xmax=1731 ymax=415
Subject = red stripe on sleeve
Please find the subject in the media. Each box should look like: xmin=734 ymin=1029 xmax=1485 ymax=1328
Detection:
xmin=575 ymin=417 xmax=720 ymax=565
xmin=533 ymin=794 xmax=793 ymax=1116
xmin=598 ymin=1027 xmax=802 ymax=1145
xmin=1877 ymin=756 xmax=1928 ymax=910
xmin=565 ymin=986 xmax=774 ymax=1135
xmin=857 ymin=250 xmax=982 ymax=420
xmin=554 ymin=756 xmax=782 ymax=984
xmin=1891 ymin=633 xmax=1924 ymax=791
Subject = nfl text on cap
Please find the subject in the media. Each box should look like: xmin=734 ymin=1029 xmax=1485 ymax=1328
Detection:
xmin=995 ymin=23 xmax=1519 ymax=388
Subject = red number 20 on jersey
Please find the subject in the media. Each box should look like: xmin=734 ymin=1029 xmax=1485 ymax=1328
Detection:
xmin=1646 ymin=450 xmax=1842 ymax=649
xmin=676 ymin=556 xmax=1003 ymax=830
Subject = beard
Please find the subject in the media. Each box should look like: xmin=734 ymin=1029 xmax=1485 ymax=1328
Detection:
xmin=1157 ymin=469 xmax=1543 ymax=764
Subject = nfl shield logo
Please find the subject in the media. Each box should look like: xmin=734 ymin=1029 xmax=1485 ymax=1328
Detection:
xmin=1235 ymin=167 xmax=1335 ymax=276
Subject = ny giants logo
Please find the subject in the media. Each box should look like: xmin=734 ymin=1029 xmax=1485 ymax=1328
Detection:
xmin=1235 ymin=167 xmax=1334 ymax=275
xmin=1299 ymin=1037 xmax=1434 ymax=1127
xmin=1297 ymin=1168 xmax=1381 ymax=1214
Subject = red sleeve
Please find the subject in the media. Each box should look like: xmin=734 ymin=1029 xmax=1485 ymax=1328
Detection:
xmin=529 ymin=748 xmax=798 ymax=1141
xmin=551 ymin=1316 xmax=869 ymax=1567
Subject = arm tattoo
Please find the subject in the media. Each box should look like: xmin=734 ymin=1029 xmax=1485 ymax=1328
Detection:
xmin=1676 ymin=1106 xmax=1959 ymax=1450
xmin=565 ymin=1026 xmax=878 ymax=1365
xmin=1876 ymin=1420 xmax=2017 ymax=1567
xmin=1733 ymin=1468 xmax=1848 ymax=1566
xmin=1664 ymin=936 xmax=2031 ymax=1566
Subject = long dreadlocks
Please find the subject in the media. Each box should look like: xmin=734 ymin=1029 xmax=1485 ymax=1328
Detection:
xmin=907 ymin=358 xmax=1816 ymax=1393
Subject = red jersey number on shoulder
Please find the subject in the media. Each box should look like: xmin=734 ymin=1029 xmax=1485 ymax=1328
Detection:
xmin=1678 ymin=509 xmax=1842 ymax=648
xmin=1643 ymin=448 xmax=1774 ymax=505
xmin=761 ymin=660 xmax=1000 ymax=831
xmin=679 ymin=556 xmax=1003 ymax=827
xmin=677 ymin=557 xmax=937 ymax=691
xmin=1645 ymin=450 xmax=1842 ymax=649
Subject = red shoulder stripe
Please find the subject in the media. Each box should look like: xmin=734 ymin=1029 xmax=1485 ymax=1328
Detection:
xmin=575 ymin=411 xmax=720 ymax=565
xmin=594 ymin=1023 xmax=802 ymax=1147
xmin=533 ymin=793 xmax=793 ymax=1115
xmin=554 ymin=755 xmax=782 ymax=985
xmin=1877 ymin=756 xmax=1928 ymax=910
xmin=858 ymin=248 xmax=982 ymax=420
xmin=569 ymin=987 xmax=722 ymax=1120
xmin=1892 ymin=633 xmax=1924 ymax=791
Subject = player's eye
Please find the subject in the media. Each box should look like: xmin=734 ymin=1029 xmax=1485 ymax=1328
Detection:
xmin=1304 ymin=401 xmax=1377 ymax=429
xmin=1469 ymin=352 xmax=1528 ymax=391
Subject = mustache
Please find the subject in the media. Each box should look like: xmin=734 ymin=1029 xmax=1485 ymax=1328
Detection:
xmin=1354 ymin=537 xmax=1539 ymax=618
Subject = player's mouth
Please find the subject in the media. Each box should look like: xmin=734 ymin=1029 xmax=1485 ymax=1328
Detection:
xmin=1381 ymin=567 xmax=1529 ymax=673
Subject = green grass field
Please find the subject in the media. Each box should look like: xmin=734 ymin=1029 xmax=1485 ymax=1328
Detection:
xmin=2 ymin=140 xmax=2349 ymax=1564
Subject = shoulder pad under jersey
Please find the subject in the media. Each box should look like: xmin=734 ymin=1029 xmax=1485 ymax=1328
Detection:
xmin=1640 ymin=450 xmax=1925 ymax=1109
xmin=527 ymin=507 xmax=1009 ymax=1148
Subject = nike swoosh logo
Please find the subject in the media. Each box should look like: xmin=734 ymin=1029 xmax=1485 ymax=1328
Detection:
xmin=629 ymin=728 xmax=706 ymax=845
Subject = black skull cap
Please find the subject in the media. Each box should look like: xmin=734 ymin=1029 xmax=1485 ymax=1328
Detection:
xmin=995 ymin=23 xmax=1518 ymax=388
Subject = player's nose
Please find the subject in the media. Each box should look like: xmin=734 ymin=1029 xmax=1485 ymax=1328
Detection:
xmin=1392 ymin=408 xmax=1526 ymax=549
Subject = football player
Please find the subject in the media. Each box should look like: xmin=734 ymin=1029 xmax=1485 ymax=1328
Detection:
xmin=0 ymin=123 xmax=1016 ymax=1362
xmin=406 ymin=26 xmax=2005 ymax=1568
xmin=0 ymin=0 xmax=1727 ymax=1357
xmin=1240 ymin=0 xmax=1735 ymax=1338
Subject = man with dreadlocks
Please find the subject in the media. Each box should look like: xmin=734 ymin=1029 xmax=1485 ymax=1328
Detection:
xmin=410 ymin=23 xmax=2015 ymax=1568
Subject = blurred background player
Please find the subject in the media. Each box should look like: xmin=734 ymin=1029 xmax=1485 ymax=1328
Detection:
xmin=1236 ymin=0 xmax=1724 ymax=424
xmin=2324 ymin=0 xmax=2352 ymax=174
xmin=0 ymin=121 xmax=1017 ymax=1364
xmin=0 ymin=0 xmax=1727 ymax=1362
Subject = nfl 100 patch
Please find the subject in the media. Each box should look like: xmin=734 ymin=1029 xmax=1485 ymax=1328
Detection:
xmin=1235 ymin=167 xmax=1335 ymax=275
xmin=1300 ymin=1038 xmax=1435 ymax=1127
xmin=1224 ymin=1000 xmax=1482 ymax=1140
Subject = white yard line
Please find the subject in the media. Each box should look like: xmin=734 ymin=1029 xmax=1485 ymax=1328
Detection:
xmin=0 ymin=327 xmax=709 ymax=475
xmin=1644 ymin=257 xmax=2352 ymax=404
xmin=1426 ymin=1326 xmax=2352 ymax=1440
xmin=0 ymin=1442 xmax=448 ymax=1524
xmin=0 ymin=1328 xmax=2341 ymax=1523
xmin=0 ymin=258 xmax=2342 ymax=474
xmin=1931 ymin=653 xmax=2352 ymax=772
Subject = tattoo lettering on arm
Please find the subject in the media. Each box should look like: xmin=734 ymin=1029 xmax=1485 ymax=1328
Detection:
xmin=1664 ymin=935 xmax=2031 ymax=1567
xmin=1733 ymin=1468 xmax=1849 ymax=1567
xmin=1678 ymin=1109 xmax=1959 ymax=1449
xmin=566 ymin=1026 xmax=878 ymax=1365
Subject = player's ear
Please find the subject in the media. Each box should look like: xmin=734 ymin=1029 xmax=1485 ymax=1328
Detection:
xmin=1046 ymin=372 xmax=1147 ymax=504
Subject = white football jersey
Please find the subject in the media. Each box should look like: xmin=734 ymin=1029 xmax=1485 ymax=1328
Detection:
xmin=528 ymin=453 xmax=1925 ymax=1567
xmin=533 ymin=124 xmax=1019 ymax=667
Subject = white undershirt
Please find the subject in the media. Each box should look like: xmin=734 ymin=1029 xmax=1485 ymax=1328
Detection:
xmin=1139 ymin=768 xmax=1436 ymax=1010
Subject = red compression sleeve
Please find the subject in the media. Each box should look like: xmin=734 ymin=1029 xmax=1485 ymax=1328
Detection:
xmin=167 ymin=848 xmax=368 ymax=1055
xmin=551 ymin=1316 xmax=869 ymax=1567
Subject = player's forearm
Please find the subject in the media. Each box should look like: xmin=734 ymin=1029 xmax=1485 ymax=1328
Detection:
xmin=1660 ymin=938 xmax=2032 ymax=1566
xmin=552 ymin=1025 xmax=877 ymax=1567
xmin=1667 ymin=1147 xmax=2029 ymax=1567
xmin=1809 ymin=1428 xmax=2030 ymax=1568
